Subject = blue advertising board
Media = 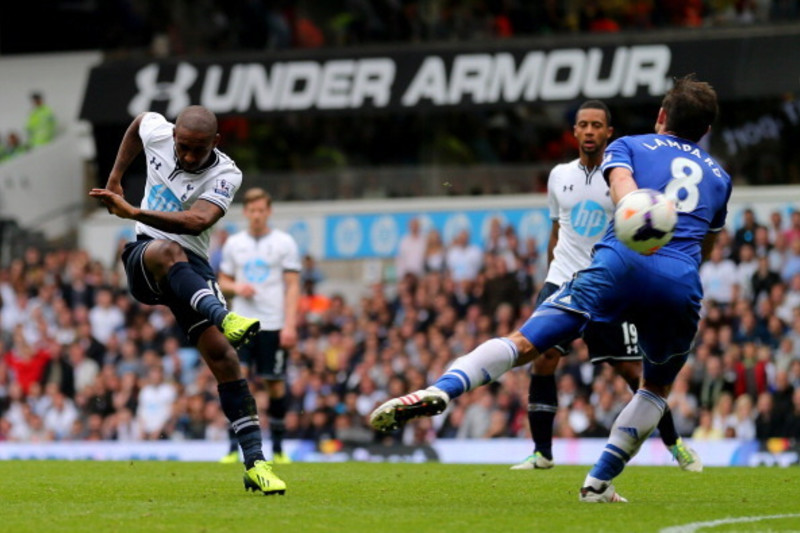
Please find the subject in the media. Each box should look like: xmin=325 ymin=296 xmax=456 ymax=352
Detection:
xmin=324 ymin=207 xmax=551 ymax=259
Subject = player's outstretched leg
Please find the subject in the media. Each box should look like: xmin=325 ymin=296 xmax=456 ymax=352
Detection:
xmin=369 ymin=338 xmax=518 ymax=431
xmin=579 ymin=389 xmax=666 ymax=503
xmin=244 ymin=460 xmax=287 ymax=496
xmin=370 ymin=388 xmax=450 ymax=431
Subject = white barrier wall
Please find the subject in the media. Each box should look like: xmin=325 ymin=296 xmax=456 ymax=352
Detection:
xmin=0 ymin=134 xmax=86 ymax=238
xmin=0 ymin=438 xmax=790 ymax=467
xmin=0 ymin=51 xmax=101 ymax=239
xmin=0 ymin=51 xmax=101 ymax=136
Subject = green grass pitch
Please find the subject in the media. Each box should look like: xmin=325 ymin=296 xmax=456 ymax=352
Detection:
xmin=1 ymin=461 xmax=798 ymax=533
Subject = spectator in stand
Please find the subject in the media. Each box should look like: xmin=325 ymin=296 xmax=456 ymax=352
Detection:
xmin=700 ymin=244 xmax=738 ymax=308
xmin=42 ymin=389 xmax=79 ymax=440
xmin=732 ymin=208 xmax=763 ymax=262
xmin=752 ymin=225 xmax=771 ymax=258
xmin=781 ymin=387 xmax=800 ymax=439
xmin=728 ymin=393 xmax=756 ymax=439
xmin=68 ymin=341 xmax=99 ymax=394
xmin=751 ymin=255 xmax=782 ymax=305
xmin=781 ymin=239 xmax=800 ymax=282
xmin=754 ymin=391 xmax=782 ymax=439
xmin=88 ymin=287 xmax=125 ymax=345
xmin=26 ymin=92 xmax=57 ymax=148
xmin=481 ymin=254 xmax=521 ymax=320
xmin=395 ymin=217 xmax=427 ymax=280
xmin=666 ymin=373 xmax=699 ymax=437
xmin=691 ymin=408 xmax=723 ymax=440
xmin=40 ymin=343 xmax=75 ymax=398
xmin=445 ymin=229 xmax=483 ymax=283
xmin=734 ymin=243 xmax=758 ymax=302
xmin=300 ymin=254 xmax=325 ymax=286
xmin=771 ymin=370 xmax=795 ymax=424
xmin=783 ymin=210 xmax=800 ymax=248
xmin=768 ymin=233 xmax=787 ymax=273
xmin=136 ymin=365 xmax=177 ymax=440
xmin=423 ymin=229 xmax=446 ymax=274
xmin=1 ymin=132 xmax=26 ymax=161
xmin=767 ymin=210 xmax=784 ymax=243
xmin=3 ymin=326 xmax=51 ymax=395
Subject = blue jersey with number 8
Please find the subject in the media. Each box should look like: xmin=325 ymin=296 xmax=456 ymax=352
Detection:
xmin=600 ymin=133 xmax=732 ymax=265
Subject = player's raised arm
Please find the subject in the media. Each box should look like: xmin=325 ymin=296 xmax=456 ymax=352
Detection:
xmin=105 ymin=113 xmax=146 ymax=195
xmin=606 ymin=167 xmax=638 ymax=205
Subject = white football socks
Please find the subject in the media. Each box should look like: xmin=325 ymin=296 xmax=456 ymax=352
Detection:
xmin=584 ymin=389 xmax=667 ymax=485
xmin=432 ymin=338 xmax=518 ymax=399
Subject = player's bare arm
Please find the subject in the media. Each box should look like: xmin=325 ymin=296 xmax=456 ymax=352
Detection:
xmin=547 ymin=220 xmax=559 ymax=266
xmin=105 ymin=113 xmax=145 ymax=195
xmin=606 ymin=167 xmax=638 ymax=204
xmin=88 ymin=192 xmax=223 ymax=236
xmin=218 ymin=271 xmax=256 ymax=299
xmin=280 ymin=270 xmax=301 ymax=348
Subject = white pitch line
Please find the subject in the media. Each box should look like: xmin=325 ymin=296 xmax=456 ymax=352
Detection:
xmin=660 ymin=513 xmax=800 ymax=533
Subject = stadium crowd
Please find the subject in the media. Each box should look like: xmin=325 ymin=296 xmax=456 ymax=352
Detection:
xmin=79 ymin=1 xmax=796 ymax=56
xmin=2 ymin=206 xmax=800 ymax=449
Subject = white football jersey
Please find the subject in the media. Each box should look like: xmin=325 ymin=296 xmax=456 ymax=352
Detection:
xmin=135 ymin=112 xmax=241 ymax=258
xmin=219 ymin=228 xmax=301 ymax=330
xmin=546 ymin=159 xmax=613 ymax=286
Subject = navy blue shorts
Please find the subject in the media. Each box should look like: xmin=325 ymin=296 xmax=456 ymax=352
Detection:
xmin=237 ymin=330 xmax=287 ymax=380
xmin=121 ymin=236 xmax=223 ymax=344
xmin=535 ymin=282 xmax=641 ymax=362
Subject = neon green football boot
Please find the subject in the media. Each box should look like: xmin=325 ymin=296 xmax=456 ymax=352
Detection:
xmin=244 ymin=460 xmax=287 ymax=495
xmin=272 ymin=452 xmax=292 ymax=465
xmin=219 ymin=450 xmax=239 ymax=464
xmin=221 ymin=312 xmax=260 ymax=348
xmin=669 ymin=438 xmax=703 ymax=472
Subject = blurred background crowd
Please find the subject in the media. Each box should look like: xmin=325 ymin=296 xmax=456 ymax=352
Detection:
xmin=8 ymin=0 xmax=797 ymax=56
xmin=2 ymin=205 xmax=800 ymax=448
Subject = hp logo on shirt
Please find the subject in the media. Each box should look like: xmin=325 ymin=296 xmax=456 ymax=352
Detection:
xmin=570 ymin=200 xmax=608 ymax=237
xmin=244 ymin=258 xmax=270 ymax=283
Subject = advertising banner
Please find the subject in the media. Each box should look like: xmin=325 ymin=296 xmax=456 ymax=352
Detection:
xmin=324 ymin=207 xmax=551 ymax=260
xmin=80 ymin=32 xmax=800 ymax=123
xmin=1 ymin=438 xmax=796 ymax=467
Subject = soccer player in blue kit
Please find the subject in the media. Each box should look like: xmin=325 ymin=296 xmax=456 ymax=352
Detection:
xmin=370 ymin=75 xmax=731 ymax=502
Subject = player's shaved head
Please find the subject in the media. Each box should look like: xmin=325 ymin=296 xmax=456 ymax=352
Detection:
xmin=175 ymin=106 xmax=218 ymax=137
xmin=173 ymin=106 xmax=220 ymax=171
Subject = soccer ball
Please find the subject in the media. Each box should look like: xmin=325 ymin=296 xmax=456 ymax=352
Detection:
xmin=614 ymin=189 xmax=677 ymax=255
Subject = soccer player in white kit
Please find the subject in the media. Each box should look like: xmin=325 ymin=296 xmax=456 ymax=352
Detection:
xmin=218 ymin=187 xmax=301 ymax=465
xmin=89 ymin=106 xmax=286 ymax=495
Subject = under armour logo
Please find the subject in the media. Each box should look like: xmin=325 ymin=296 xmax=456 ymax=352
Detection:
xmin=563 ymin=185 xmax=574 ymax=192
xmin=128 ymin=63 xmax=198 ymax=118
xmin=149 ymin=156 xmax=162 ymax=170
